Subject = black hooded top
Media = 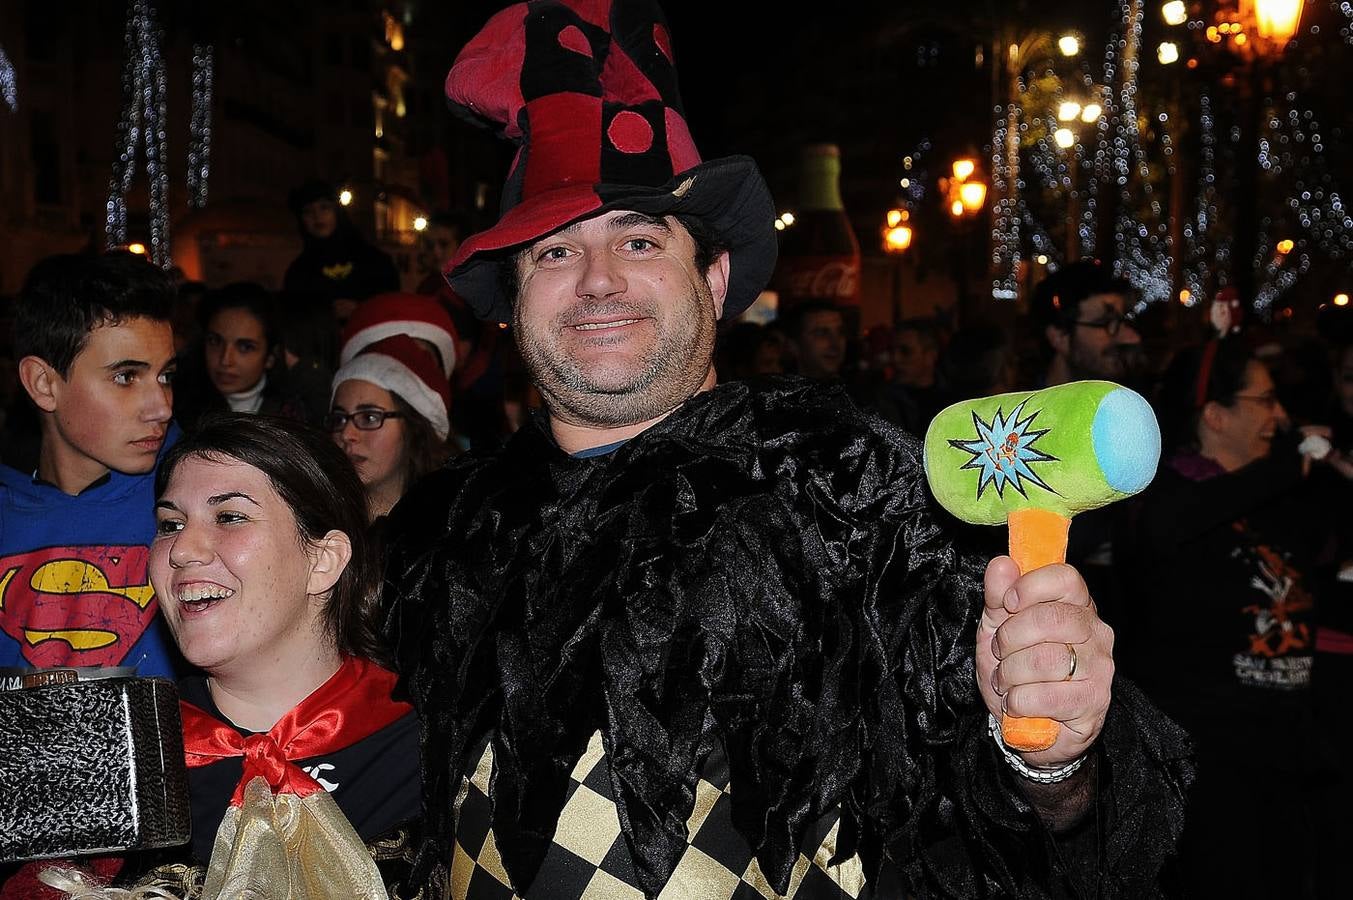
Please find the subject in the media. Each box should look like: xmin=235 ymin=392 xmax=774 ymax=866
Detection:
xmin=282 ymin=218 xmax=400 ymax=307
xmin=382 ymin=377 xmax=1193 ymax=898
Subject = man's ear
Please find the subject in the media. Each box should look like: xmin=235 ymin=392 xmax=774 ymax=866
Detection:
xmin=18 ymin=356 xmax=60 ymax=413
xmin=307 ymin=529 xmax=354 ymax=599
xmin=1044 ymin=324 xmax=1070 ymax=358
xmin=705 ymin=251 xmax=731 ymax=320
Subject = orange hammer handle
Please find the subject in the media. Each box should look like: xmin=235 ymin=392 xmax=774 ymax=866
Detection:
xmin=1000 ymin=507 xmax=1072 ymax=752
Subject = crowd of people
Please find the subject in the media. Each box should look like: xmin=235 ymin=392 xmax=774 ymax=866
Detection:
xmin=1 ymin=0 xmax=1351 ymax=898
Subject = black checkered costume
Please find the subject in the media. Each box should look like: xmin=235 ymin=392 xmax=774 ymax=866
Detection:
xmin=450 ymin=732 xmax=879 ymax=900
xmin=385 ymin=379 xmax=1193 ymax=899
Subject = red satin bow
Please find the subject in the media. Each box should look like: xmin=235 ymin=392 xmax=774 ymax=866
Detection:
xmin=180 ymin=657 xmax=412 ymax=806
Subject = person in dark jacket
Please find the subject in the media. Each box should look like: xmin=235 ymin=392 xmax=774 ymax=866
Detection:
xmin=282 ymin=180 xmax=400 ymax=327
xmin=380 ymin=2 xmax=1192 ymax=898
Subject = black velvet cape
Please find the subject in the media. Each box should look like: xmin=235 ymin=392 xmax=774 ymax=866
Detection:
xmin=381 ymin=377 xmax=1193 ymax=898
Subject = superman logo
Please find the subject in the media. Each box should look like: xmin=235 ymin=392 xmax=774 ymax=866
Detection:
xmin=321 ymin=262 xmax=354 ymax=281
xmin=0 ymin=545 xmax=157 ymax=668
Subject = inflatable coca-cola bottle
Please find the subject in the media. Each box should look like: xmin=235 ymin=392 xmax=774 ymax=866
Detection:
xmin=773 ymin=143 xmax=861 ymax=324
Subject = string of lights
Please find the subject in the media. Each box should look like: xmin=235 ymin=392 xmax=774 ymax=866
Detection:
xmin=106 ymin=0 xmax=170 ymax=268
xmin=991 ymin=98 xmax=1022 ymax=300
xmin=1337 ymin=1 xmax=1353 ymax=47
xmin=187 ymin=43 xmax=213 ymax=209
xmin=0 ymin=45 xmax=16 ymax=112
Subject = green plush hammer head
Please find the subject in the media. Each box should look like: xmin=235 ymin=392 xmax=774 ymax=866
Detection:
xmin=922 ymin=380 xmax=1160 ymax=525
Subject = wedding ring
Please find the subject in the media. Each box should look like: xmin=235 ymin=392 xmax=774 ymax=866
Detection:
xmin=1064 ymin=643 xmax=1078 ymax=681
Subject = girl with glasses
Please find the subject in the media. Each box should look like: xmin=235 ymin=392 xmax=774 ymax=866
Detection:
xmin=1119 ymin=339 xmax=1344 ymax=899
xmin=329 ymin=335 xmax=454 ymax=522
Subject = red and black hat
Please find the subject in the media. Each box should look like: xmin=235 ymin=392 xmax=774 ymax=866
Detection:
xmin=443 ymin=0 xmax=777 ymax=323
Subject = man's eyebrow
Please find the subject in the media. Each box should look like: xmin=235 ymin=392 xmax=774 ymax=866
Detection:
xmin=207 ymin=491 xmax=260 ymax=507
xmin=104 ymin=359 xmax=151 ymax=371
xmin=608 ymin=212 xmax=671 ymax=233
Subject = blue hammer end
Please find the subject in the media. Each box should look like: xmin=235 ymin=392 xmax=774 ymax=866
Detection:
xmin=1091 ymin=387 xmax=1161 ymax=496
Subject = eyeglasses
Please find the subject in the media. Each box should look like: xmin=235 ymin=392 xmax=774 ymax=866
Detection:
xmin=1231 ymin=393 xmax=1281 ymax=411
xmin=1072 ymin=312 xmax=1134 ymax=337
xmin=324 ymin=409 xmax=403 ymax=431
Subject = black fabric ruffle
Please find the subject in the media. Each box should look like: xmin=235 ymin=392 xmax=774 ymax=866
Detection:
xmin=381 ymin=377 xmax=1192 ymax=898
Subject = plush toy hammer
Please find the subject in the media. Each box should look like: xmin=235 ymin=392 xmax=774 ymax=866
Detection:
xmin=922 ymin=380 xmax=1160 ymax=751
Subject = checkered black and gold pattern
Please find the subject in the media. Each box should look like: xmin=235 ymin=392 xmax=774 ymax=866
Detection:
xmin=450 ymin=732 xmax=869 ymax=900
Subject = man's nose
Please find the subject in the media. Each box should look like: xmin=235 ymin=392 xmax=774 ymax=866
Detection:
xmin=577 ymin=253 xmax=626 ymax=299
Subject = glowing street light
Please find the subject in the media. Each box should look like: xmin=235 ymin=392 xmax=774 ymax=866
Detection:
xmin=886 ymin=208 xmax=909 ymax=228
xmin=413 ymin=216 xmax=429 ymax=232
xmin=1276 ymin=238 xmax=1295 ymax=255
xmin=339 ymin=188 xmax=354 ymax=206
xmin=1058 ymin=34 xmax=1080 ymax=56
xmin=1080 ymin=102 xmax=1103 ymax=123
xmin=780 ymin=212 xmax=795 ymax=226
xmin=959 ymin=181 xmax=988 ymax=213
xmin=1157 ymin=41 xmax=1180 ymax=64
xmin=883 ymin=222 xmax=914 ymax=253
xmin=127 ymin=242 xmax=147 ymax=256
xmin=952 ymin=158 xmax=977 ymax=181
xmin=1057 ymin=100 xmax=1082 ymax=122
xmin=949 ymin=199 xmax=965 ymax=218
xmin=1054 ymin=127 xmax=1077 ymax=149
xmin=1161 ymin=1 xmax=1188 ymax=26
xmin=1248 ymin=0 xmax=1303 ymax=45
xmin=1336 ymin=293 xmax=1351 ymax=307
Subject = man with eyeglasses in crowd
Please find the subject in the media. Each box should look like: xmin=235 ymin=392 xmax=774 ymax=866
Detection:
xmin=1030 ymin=260 xmax=1148 ymax=677
xmin=1032 ymin=259 xmax=1144 ymax=388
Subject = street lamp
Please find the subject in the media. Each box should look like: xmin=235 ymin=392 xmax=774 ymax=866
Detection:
xmin=1057 ymin=100 xmax=1082 ymax=122
xmin=1054 ymin=127 xmax=1076 ymax=149
xmin=883 ymin=216 xmax=914 ymax=253
xmin=952 ymin=158 xmax=977 ymax=182
xmin=1058 ymin=34 xmax=1080 ymax=56
xmin=882 ymin=209 xmax=914 ymax=323
xmin=1157 ymin=41 xmax=1180 ymax=64
xmin=959 ymin=181 xmax=988 ymax=213
xmin=1079 ymin=102 xmax=1102 ymax=123
xmin=339 ymin=188 xmax=354 ymax=206
xmin=1245 ymin=0 xmax=1303 ymax=46
xmin=1161 ymin=1 xmax=1188 ymax=26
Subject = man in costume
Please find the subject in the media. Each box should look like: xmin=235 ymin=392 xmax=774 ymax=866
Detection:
xmin=383 ymin=2 xmax=1192 ymax=898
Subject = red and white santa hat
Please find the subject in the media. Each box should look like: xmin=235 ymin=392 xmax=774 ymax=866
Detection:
xmin=332 ymin=334 xmax=452 ymax=440
xmin=340 ymin=292 xmax=458 ymax=376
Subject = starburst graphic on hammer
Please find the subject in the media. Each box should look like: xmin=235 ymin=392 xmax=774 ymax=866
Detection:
xmin=949 ymin=400 xmax=1059 ymax=500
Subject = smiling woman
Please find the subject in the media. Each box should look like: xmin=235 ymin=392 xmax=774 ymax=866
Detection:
xmin=1118 ymin=340 xmax=1345 ymax=898
xmin=109 ymin=415 xmax=432 ymax=898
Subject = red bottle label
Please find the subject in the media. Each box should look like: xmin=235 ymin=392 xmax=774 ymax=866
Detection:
xmin=778 ymin=255 xmax=861 ymax=307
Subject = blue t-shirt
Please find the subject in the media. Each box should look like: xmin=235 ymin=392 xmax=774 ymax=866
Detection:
xmin=0 ymin=425 xmax=181 ymax=677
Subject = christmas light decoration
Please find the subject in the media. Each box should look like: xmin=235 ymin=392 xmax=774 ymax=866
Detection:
xmin=0 ymin=45 xmax=16 ymax=112
xmin=106 ymin=0 xmax=170 ymax=268
xmin=187 ymin=44 xmax=213 ymax=209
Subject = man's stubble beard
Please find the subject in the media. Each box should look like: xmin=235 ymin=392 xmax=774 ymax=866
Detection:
xmin=515 ymin=282 xmax=718 ymax=429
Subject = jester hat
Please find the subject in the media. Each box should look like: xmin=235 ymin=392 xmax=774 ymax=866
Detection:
xmin=443 ymin=0 xmax=778 ymax=323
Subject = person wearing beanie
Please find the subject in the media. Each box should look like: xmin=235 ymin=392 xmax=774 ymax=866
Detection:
xmin=283 ymin=180 xmax=401 ymax=327
xmin=340 ymin=292 xmax=459 ymax=377
xmin=329 ymin=335 xmax=453 ymax=522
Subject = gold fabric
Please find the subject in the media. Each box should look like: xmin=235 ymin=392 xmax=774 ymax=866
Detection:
xmin=199 ymin=776 xmax=390 ymax=900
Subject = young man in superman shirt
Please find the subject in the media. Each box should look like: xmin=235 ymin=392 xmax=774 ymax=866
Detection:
xmin=0 ymin=252 xmax=181 ymax=678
